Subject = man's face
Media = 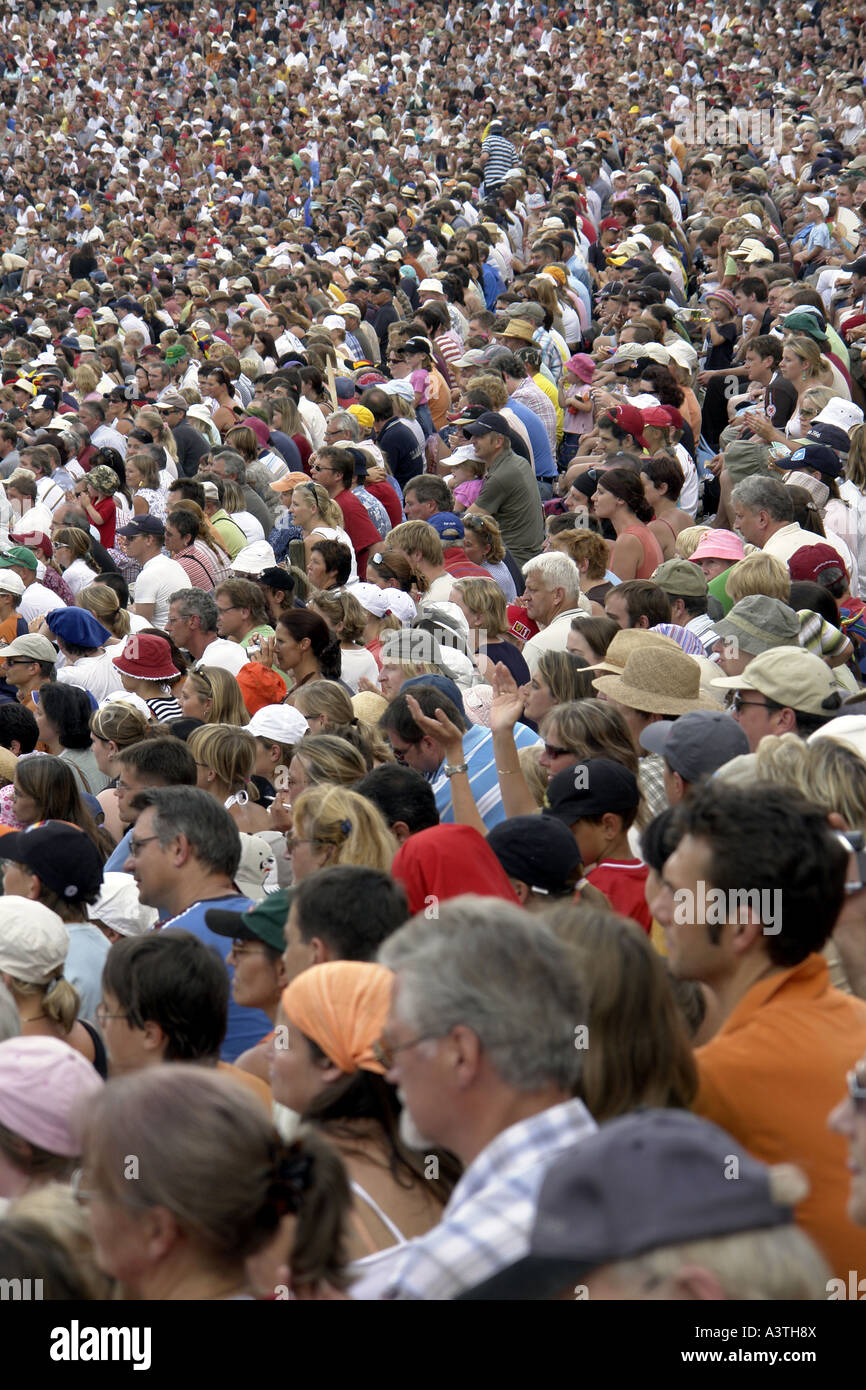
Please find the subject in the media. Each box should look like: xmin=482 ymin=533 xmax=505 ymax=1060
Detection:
xmin=215 ymin=594 xmax=248 ymax=639
xmin=386 ymin=728 xmax=442 ymax=776
xmin=114 ymin=765 xmax=153 ymax=829
xmin=523 ymin=572 xmax=558 ymax=626
xmin=229 ymin=325 xmax=250 ymax=354
xmin=731 ymin=502 xmax=763 ymax=547
xmin=2 ymin=655 xmax=37 ymax=690
xmin=744 ymin=350 xmax=771 ymax=383
xmin=381 ymin=974 xmax=452 ymax=1152
xmin=79 ymin=407 xmax=98 ymax=433
xmin=309 ymin=454 xmax=340 ymax=492
xmin=282 ymin=899 xmax=317 ymax=984
xmin=403 ymin=488 xmax=437 ymax=521
xmin=164 ymin=600 xmax=193 ymax=651
xmin=729 ymin=686 xmax=786 ymax=751
xmin=124 ymin=806 xmax=174 ymax=911
xmin=604 ymin=591 xmax=635 ymax=630
xmin=648 ymin=832 xmax=734 ymax=984
xmin=99 ymin=985 xmax=157 ymax=1076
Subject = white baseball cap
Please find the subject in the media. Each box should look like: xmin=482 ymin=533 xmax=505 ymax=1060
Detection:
xmin=246 ymin=705 xmax=309 ymax=744
xmin=0 ymin=899 xmax=69 ymax=983
xmin=232 ymin=540 xmax=277 ymax=575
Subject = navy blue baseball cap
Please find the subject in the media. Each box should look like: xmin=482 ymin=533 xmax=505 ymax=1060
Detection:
xmin=427 ymin=511 xmax=465 ymax=541
xmin=786 ymin=443 xmax=843 ymax=479
xmin=45 ymin=608 xmax=111 ymax=650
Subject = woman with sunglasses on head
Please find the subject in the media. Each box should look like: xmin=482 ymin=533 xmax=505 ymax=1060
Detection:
xmin=460 ymin=511 xmax=519 ymax=602
xmin=289 ymin=480 xmax=358 ymax=583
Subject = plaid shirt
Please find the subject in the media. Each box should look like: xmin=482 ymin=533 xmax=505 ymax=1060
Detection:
xmin=357 ymin=1098 xmax=595 ymax=1301
xmin=639 ymin=752 xmax=669 ymax=820
xmin=510 ymin=377 xmax=558 ymax=455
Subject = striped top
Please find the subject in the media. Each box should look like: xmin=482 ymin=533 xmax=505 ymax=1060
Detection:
xmin=431 ymin=721 xmax=541 ymax=830
xmin=481 ymin=133 xmax=517 ymax=185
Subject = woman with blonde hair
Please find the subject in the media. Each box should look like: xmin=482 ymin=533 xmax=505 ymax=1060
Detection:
xmin=449 ymin=575 xmax=530 ymax=683
xmin=723 ymin=552 xmax=791 ymax=604
xmin=77 ymin=582 xmax=131 ymax=640
xmin=0 ymin=912 xmax=107 ymax=1075
xmin=90 ymin=699 xmax=151 ymax=839
xmin=283 ymin=734 xmax=368 ymax=807
xmin=460 ymin=512 xmax=516 ymax=600
xmin=178 ymin=666 xmax=249 ymax=726
xmin=51 ymin=527 xmax=100 ymax=597
xmin=125 ymin=450 xmax=168 ymax=522
xmin=674 ymin=524 xmax=712 ymax=560
xmin=289 ymin=681 xmax=393 ymax=768
xmin=290 ymin=479 xmax=357 ymax=579
xmin=187 ymin=723 xmax=270 ymax=833
xmin=288 ymin=785 xmax=396 ymax=882
xmin=745 ymin=336 xmax=837 ymax=446
xmin=135 ymin=406 xmax=179 ymax=470
xmin=309 ymin=590 xmax=380 ymax=693
xmin=73 ymin=363 xmax=101 ymax=401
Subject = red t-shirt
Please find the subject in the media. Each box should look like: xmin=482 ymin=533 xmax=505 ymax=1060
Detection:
xmin=334 ymin=488 xmax=380 ymax=579
xmin=442 ymin=546 xmax=490 ymax=580
xmin=587 ymin=859 xmax=652 ymax=933
xmin=366 ymin=480 xmax=403 ymax=530
xmin=92 ymin=494 xmax=116 ymax=548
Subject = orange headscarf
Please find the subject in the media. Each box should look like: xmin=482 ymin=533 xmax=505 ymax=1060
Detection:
xmin=282 ymin=961 xmax=393 ymax=1076
xmin=542 ymin=264 xmax=567 ymax=286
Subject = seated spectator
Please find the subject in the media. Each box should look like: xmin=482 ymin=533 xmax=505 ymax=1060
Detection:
xmin=0 ymin=1035 xmax=103 ymax=1202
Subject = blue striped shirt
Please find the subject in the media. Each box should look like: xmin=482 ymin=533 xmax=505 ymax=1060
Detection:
xmin=432 ymin=721 xmax=541 ymax=829
xmin=481 ymin=133 xmax=517 ymax=186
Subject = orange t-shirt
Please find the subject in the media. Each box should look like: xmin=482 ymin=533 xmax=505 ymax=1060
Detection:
xmin=694 ymin=954 xmax=866 ymax=1280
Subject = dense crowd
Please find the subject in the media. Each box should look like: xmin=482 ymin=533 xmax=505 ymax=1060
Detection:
xmin=3 ymin=0 xmax=866 ymax=1307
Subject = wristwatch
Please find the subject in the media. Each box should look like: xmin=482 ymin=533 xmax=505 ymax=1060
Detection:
xmin=443 ymin=762 xmax=469 ymax=778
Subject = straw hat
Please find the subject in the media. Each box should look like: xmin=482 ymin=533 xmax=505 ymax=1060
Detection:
xmin=584 ymin=627 xmax=681 ymax=675
xmin=593 ymin=646 xmax=718 ymax=715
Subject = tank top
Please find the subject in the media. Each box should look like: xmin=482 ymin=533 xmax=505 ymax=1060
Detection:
xmin=620 ymin=524 xmax=665 ymax=579
xmin=79 ymin=1018 xmax=108 ymax=1079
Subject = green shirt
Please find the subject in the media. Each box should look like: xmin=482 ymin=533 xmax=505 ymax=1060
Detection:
xmin=210 ymin=510 xmax=248 ymax=561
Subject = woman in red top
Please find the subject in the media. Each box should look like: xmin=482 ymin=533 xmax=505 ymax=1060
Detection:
xmin=591 ymin=468 xmax=664 ymax=581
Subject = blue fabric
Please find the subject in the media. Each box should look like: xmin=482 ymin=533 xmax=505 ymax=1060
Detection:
xmin=506 ymin=398 xmax=556 ymax=479
xmin=432 ymin=721 xmax=541 ymax=830
xmin=105 ymin=827 xmax=133 ymax=872
xmin=161 ymin=894 xmax=272 ymax=1062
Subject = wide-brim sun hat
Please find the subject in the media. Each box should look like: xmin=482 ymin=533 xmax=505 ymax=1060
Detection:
xmin=593 ymin=645 xmax=718 ymax=716
xmin=111 ymin=634 xmax=180 ymax=683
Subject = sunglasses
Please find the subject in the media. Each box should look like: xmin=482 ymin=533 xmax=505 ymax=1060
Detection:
xmin=543 ymin=742 xmax=571 ymax=759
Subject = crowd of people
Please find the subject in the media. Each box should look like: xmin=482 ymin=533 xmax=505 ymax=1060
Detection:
xmin=3 ymin=0 xmax=866 ymax=1308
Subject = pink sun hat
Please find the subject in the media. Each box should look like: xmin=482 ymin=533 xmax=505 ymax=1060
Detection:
xmin=689 ymin=530 xmax=745 ymax=565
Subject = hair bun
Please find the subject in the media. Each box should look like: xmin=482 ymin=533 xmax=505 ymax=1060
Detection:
xmin=258 ymin=1141 xmax=315 ymax=1228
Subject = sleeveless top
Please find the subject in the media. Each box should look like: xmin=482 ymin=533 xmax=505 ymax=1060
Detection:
xmin=620 ymin=523 xmax=665 ymax=579
xmin=80 ymin=1018 xmax=108 ymax=1079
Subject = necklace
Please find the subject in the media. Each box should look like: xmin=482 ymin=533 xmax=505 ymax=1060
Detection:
xmin=20 ymin=1013 xmax=48 ymax=1024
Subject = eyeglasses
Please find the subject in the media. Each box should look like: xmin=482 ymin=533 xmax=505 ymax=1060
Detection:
xmin=216 ymin=604 xmax=241 ymax=615
xmin=71 ymin=1168 xmax=97 ymax=1207
xmin=128 ymin=834 xmax=160 ymax=856
xmin=95 ymin=1002 xmax=128 ymax=1027
xmin=543 ymin=742 xmax=572 ymax=759
xmin=371 ymin=1032 xmax=440 ymax=1070
xmin=731 ymin=694 xmax=775 ymax=713
xmin=3 ymin=657 xmax=31 ymax=666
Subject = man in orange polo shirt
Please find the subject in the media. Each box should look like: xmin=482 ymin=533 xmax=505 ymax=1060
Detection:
xmin=650 ymin=782 xmax=866 ymax=1281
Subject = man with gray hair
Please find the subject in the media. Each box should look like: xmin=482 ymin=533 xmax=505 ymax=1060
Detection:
xmin=731 ymin=474 xmax=852 ymax=573
xmin=520 ymin=551 xmax=591 ymax=674
xmin=324 ymin=410 xmax=361 ymax=444
xmin=165 ymin=589 xmax=248 ymax=676
xmin=350 ymin=896 xmax=594 ymax=1300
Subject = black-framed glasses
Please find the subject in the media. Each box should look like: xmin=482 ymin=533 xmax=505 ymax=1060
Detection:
xmin=731 ymin=694 xmax=775 ymax=713
xmin=371 ymin=1032 xmax=440 ymax=1070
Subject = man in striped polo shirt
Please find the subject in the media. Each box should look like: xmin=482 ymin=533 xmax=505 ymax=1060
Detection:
xmin=481 ymin=120 xmax=517 ymax=192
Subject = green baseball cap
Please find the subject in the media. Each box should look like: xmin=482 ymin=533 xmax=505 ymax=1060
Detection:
xmin=0 ymin=545 xmax=38 ymax=572
xmin=204 ymin=888 xmax=292 ymax=952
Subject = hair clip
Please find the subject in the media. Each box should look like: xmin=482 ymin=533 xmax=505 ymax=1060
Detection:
xmin=340 ymin=818 xmax=352 ymax=835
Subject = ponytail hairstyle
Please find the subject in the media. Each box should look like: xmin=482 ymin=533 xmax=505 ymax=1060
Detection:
xmin=52 ymin=527 xmax=99 ymax=577
xmin=78 ymin=582 xmax=131 ymax=638
xmin=6 ymin=970 xmax=80 ymax=1034
xmin=597 ymin=466 xmax=654 ymax=524
xmin=277 ymin=609 xmax=342 ymax=681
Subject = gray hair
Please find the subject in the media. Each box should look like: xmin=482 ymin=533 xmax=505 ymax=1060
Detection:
xmin=129 ymin=787 xmax=241 ymax=878
xmin=731 ymin=476 xmax=794 ymax=524
xmin=0 ymin=980 xmax=20 ymax=1041
xmin=379 ymin=896 xmax=586 ymax=1092
xmin=169 ymin=589 xmax=218 ymax=633
xmin=522 ymin=551 xmax=583 ymax=607
xmin=212 ymin=449 xmax=247 ymax=483
xmin=327 ymin=411 xmax=360 ymax=441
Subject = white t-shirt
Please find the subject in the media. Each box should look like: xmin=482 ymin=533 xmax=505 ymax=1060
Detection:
xmin=61 ymin=557 xmax=100 ymax=596
xmin=19 ymin=580 xmax=65 ymax=624
xmin=133 ymin=554 xmax=192 ymax=627
xmin=231 ymin=510 xmax=266 ymax=544
xmin=57 ymin=650 xmax=126 ymax=703
xmin=339 ymin=645 xmax=379 ymax=693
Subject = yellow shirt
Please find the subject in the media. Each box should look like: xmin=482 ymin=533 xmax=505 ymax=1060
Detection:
xmin=533 ymin=371 xmax=564 ymax=444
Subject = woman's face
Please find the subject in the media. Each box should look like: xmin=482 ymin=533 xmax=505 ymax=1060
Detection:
xmin=290 ymin=489 xmax=315 ymax=528
xmin=306 ymin=551 xmax=335 ymax=589
xmin=537 ymin=722 xmax=577 ymax=779
xmin=288 ymin=818 xmax=331 ymax=882
xmin=91 ymin=733 xmax=117 ymax=776
xmin=298 ymin=710 xmax=327 ymax=735
xmin=34 ymin=702 xmax=59 ymax=747
xmin=52 ymin=541 xmax=73 ymax=572
xmin=285 ymin=754 xmax=310 ymax=806
xmin=270 ymin=1014 xmax=338 ymax=1111
xmin=227 ymin=938 xmax=284 ymax=1012
xmin=641 ymin=472 xmax=662 ymax=508
xmin=591 ymin=484 xmax=616 ymax=520
xmin=125 ymin=460 xmax=142 ymax=490
xmin=781 ymin=347 xmax=804 ymax=386
xmin=566 ymin=628 xmax=599 ymax=665
xmin=178 ymin=677 xmax=211 ymax=722
xmin=12 ymin=779 xmax=39 ymax=826
xmin=522 ymin=671 xmax=556 ymax=723
xmin=462 ymin=528 xmax=487 ymax=566
xmin=274 ymin=625 xmax=307 ymax=672
xmin=695 ymin=556 xmax=730 ymax=581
